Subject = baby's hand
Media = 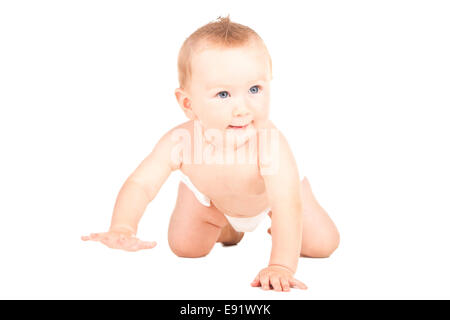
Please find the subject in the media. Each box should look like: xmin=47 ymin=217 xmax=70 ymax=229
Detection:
xmin=81 ymin=227 xmax=156 ymax=252
xmin=251 ymin=265 xmax=307 ymax=292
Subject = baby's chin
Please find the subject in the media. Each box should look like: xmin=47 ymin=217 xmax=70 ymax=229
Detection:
xmin=225 ymin=121 xmax=257 ymax=149
xmin=203 ymin=121 xmax=257 ymax=149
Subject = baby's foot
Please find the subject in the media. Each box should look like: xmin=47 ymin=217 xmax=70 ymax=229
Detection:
xmin=221 ymin=231 xmax=244 ymax=246
xmin=219 ymin=223 xmax=244 ymax=246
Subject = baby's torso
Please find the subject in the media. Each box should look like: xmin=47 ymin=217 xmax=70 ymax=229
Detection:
xmin=181 ymin=162 xmax=269 ymax=217
xmin=178 ymin=121 xmax=270 ymax=218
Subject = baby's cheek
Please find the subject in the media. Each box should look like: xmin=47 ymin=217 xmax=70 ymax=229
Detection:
xmin=253 ymin=100 xmax=270 ymax=118
xmin=202 ymin=116 xmax=229 ymax=132
xmin=254 ymin=110 xmax=270 ymax=125
xmin=210 ymin=110 xmax=232 ymax=128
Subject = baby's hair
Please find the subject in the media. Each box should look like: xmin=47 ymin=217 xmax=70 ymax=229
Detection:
xmin=177 ymin=15 xmax=272 ymax=90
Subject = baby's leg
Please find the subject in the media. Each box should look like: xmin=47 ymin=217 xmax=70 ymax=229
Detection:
xmin=217 ymin=221 xmax=245 ymax=246
xmin=168 ymin=182 xmax=242 ymax=258
xmin=298 ymin=177 xmax=340 ymax=257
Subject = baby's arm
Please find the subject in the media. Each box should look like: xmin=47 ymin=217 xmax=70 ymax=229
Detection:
xmin=82 ymin=128 xmax=181 ymax=250
xmin=263 ymin=131 xmax=302 ymax=271
xmin=251 ymin=124 xmax=306 ymax=291
xmin=110 ymin=129 xmax=180 ymax=234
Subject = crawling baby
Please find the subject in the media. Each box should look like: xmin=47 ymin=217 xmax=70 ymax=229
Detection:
xmin=82 ymin=16 xmax=340 ymax=292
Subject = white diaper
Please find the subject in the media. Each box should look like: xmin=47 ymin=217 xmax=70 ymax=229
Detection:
xmin=178 ymin=170 xmax=211 ymax=207
xmin=178 ymin=171 xmax=270 ymax=232
xmin=222 ymin=209 xmax=270 ymax=232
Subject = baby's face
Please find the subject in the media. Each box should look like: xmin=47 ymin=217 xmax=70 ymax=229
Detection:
xmin=186 ymin=41 xmax=271 ymax=141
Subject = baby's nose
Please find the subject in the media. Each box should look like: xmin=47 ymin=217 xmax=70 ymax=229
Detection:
xmin=232 ymin=104 xmax=250 ymax=117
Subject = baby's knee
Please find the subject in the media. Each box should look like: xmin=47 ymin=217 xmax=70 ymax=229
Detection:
xmin=321 ymin=230 xmax=340 ymax=258
xmin=168 ymin=240 xmax=211 ymax=258
xmin=303 ymin=229 xmax=340 ymax=258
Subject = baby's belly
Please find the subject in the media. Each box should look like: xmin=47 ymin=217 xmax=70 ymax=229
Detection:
xmin=210 ymin=193 xmax=269 ymax=218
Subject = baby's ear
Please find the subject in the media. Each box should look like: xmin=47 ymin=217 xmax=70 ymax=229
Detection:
xmin=174 ymin=88 xmax=196 ymax=120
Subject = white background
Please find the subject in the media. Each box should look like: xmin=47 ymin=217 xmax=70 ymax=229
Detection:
xmin=1 ymin=0 xmax=449 ymax=299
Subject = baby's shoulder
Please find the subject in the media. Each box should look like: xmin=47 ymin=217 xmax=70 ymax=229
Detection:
xmin=149 ymin=120 xmax=193 ymax=171
xmin=158 ymin=120 xmax=193 ymax=142
xmin=255 ymin=119 xmax=289 ymax=151
xmin=256 ymin=120 xmax=294 ymax=175
xmin=256 ymin=119 xmax=290 ymax=145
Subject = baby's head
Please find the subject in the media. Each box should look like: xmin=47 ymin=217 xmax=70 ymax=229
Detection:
xmin=175 ymin=16 xmax=273 ymax=135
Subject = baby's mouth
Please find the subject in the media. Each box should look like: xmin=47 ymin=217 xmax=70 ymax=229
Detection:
xmin=227 ymin=122 xmax=251 ymax=130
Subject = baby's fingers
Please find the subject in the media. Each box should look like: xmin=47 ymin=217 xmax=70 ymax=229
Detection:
xmin=251 ymin=275 xmax=261 ymax=287
xmin=81 ymin=233 xmax=104 ymax=241
xmin=280 ymin=278 xmax=291 ymax=292
xmin=82 ymin=233 xmax=156 ymax=252
xmin=259 ymin=273 xmax=270 ymax=290
xmin=270 ymin=277 xmax=283 ymax=292
xmin=120 ymin=238 xmax=157 ymax=251
xmin=126 ymin=239 xmax=157 ymax=251
xmin=137 ymin=241 xmax=157 ymax=250
xmin=289 ymin=278 xmax=308 ymax=290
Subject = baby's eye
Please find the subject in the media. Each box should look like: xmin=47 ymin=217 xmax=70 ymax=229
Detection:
xmin=217 ymin=91 xmax=230 ymax=99
xmin=249 ymin=85 xmax=260 ymax=94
